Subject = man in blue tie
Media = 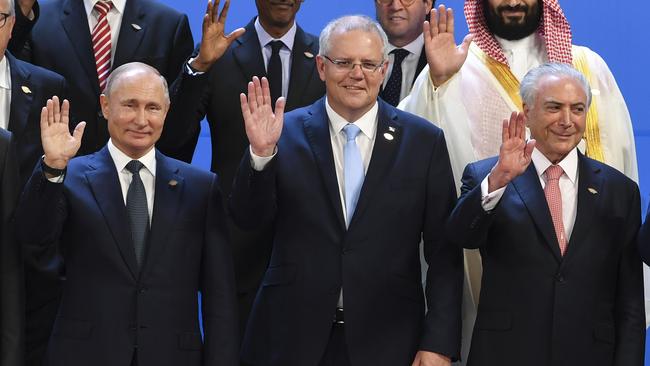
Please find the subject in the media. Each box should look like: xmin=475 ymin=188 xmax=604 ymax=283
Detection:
xmin=230 ymin=15 xmax=462 ymax=366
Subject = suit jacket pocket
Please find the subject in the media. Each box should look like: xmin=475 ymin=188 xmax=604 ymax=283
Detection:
xmin=52 ymin=317 xmax=93 ymax=340
xmin=593 ymin=323 xmax=615 ymax=344
xmin=178 ymin=332 xmax=203 ymax=350
xmin=262 ymin=265 xmax=296 ymax=287
xmin=475 ymin=310 xmax=512 ymax=331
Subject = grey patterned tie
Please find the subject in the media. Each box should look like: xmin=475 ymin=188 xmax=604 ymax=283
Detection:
xmin=126 ymin=160 xmax=149 ymax=268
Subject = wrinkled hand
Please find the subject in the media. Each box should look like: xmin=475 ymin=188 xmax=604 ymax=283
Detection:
xmin=40 ymin=96 xmax=86 ymax=170
xmin=411 ymin=350 xmax=452 ymax=366
xmin=191 ymin=0 xmax=245 ymax=72
xmin=18 ymin=0 xmax=36 ymax=17
xmin=424 ymin=4 xmax=473 ymax=87
xmin=488 ymin=111 xmax=536 ymax=192
xmin=240 ymin=77 xmax=285 ymax=157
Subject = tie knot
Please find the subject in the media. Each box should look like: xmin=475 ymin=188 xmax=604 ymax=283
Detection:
xmin=391 ymin=49 xmax=410 ymax=65
xmin=545 ymin=165 xmax=564 ymax=181
xmin=126 ymin=160 xmax=144 ymax=175
xmin=269 ymin=40 xmax=284 ymax=55
xmin=94 ymin=0 xmax=112 ymax=15
xmin=343 ymin=124 xmax=362 ymax=142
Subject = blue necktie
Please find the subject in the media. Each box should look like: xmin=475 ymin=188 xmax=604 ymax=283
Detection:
xmin=343 ymin=124 xmax=364 ymax=227
xmin=126 ymin=160 xmax=149 ymax=269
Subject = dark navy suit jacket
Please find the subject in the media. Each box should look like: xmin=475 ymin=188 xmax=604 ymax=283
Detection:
xmin=229 ymin=98 xmax=463 ymax=366
xmin=447 ymin=154 xmax=645 ymax=366
xmin=14 ymin=147 xmax=238 ymax=366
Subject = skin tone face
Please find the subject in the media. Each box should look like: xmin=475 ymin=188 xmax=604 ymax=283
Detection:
xmin=524 ymin=74 xmax=588 ymax=164
xmin=100 ymin=69 xmax=170 ymax=159
xmin=316 ymin=29 xmax=388 ymax=122
xmin=256 ymin=0 xmax=302 ymax=38
xmin=375 ymin=0 xmax=433 ymax=47
xmin=0 ymin=3 xmax=15 ymax=60
xmin=485 ymin=0 xmax=541 ymax=40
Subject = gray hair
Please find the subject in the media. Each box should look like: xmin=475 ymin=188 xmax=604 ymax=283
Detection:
xmin=520 ymin=62 xmax=592 ymax=108
xmin=319 ymin=15 xmax=389 ymax=61
xmin=4 ymin=0 xmax=15 ymax=17
xmin=104 ymin=62 xmax=169 ymax=104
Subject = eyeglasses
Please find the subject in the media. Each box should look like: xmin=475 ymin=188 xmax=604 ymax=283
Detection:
xmin=0 ymin=13 xmax=11 ymax=28
xmin=375 ymin=0 xmax=418 ymax=6
xmin=321 ymin=55 xmax=385 ymax=73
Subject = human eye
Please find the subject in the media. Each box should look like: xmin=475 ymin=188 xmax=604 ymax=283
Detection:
xmin=361 ymin=62 xmax=378 ymax=71
xmin=334 ymin=60 xmax=352 ymax=68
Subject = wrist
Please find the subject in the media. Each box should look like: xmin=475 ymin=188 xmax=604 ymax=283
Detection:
xmin=251 ymin=145 xmax=275 ymax=158
xmin=429 ymin=71 xmax=452 ymax=88
xmin=43 ymin=155 xmax=68 ymax=170
xmin=41 ymin=156 xmax=67 ymax=179
xmin=487 ymin=165 xmax=510 ymax=193
xmin=190 ymin=57 xmax=212 ymax=72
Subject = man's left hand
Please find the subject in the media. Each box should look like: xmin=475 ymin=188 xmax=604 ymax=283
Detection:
xmin=411 ymin=350 xmax=452 ymax=366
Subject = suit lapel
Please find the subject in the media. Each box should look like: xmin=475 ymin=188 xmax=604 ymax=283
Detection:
xmin=85 ymin=147 xmax=139 ymax=279
xmin=350 ymin=100 xmax=401 ymax=227
xmin=512 ymin=163 xmax=562 ymax=262
xmin=113 ymin=0 xmax=146 ymax=69
xmin=61 ymin=0 xmax=99 ymax=95
xmin=7 ymin=53 xmax=33 ymax=138
xmin=285 ymin=26 xmax=317 ymax=111
xmin=232 ymin=19 xmax=266 ymax=85
xmin=140 ymin=152 xmax=184 ymax=279
xmin=303 ymin=98 xmax=346 ymax=230
xmin=563 ymin=154 xmax=602 ymax=262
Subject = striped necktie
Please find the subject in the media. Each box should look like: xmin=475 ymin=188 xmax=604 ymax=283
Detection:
xmin=92 ymin=0 xmax=113 ymax=91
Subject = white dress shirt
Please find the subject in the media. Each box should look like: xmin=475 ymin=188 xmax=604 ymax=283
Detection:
xmin=107 ymin=139 xmax=156 ymax=225
xmin=84 ymin=0 xmax=127 ymax=65
xmin=383 ymin=34 xmax=424 ymax=103
xmin=0 ymin=55 xmax=11 ymax=130
xmin=255 ymin=17 xmax=296 ymax=99
xmin=480 ymin=148 xmax=579 ymax=241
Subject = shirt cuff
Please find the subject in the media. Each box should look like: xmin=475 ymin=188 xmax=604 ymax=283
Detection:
xmin=250 ymin=146 xmax=277 ymax=171
xmin=46 ymin=173 xmax=65 ymax=183
xmin=185 ymin=57 xmax=206 ymax=76
xmin=480 ymin=175 xmax=506 ymax=212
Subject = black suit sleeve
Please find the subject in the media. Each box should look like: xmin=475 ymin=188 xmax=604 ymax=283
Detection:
xmin=419 ymin=131 xmax=463 ymax=360
xmin=200 ymin=174 xmax=239 ymax=366
xmin=614 ymin=184 xmax=645 ymax=366
xmin=638 ymin=202 xmax=650 ymax=264
xmin=0 ymin=132 xmax=24 ymax=366
xmin=8 ymin=0 xmax=39 ymax=57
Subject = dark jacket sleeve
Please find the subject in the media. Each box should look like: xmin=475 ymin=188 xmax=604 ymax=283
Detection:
xmin=418 ymin=131 xmax=463 ymax=361
xmin=638 ymin=202 xmax=650 ymax=265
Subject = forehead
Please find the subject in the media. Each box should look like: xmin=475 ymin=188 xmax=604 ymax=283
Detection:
xmin=109 ymin=71 xmax=167 ymax=101
xmin=328 ymin=29 xmax=384 ymax=59
xmin=535 ymin=74 xmax=587 ymax=104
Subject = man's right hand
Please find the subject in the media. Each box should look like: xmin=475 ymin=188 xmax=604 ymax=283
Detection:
xmin=424 ymin=4 xmax=473 ymax=87
xmin=240 ymin=77 xmax=285 ymax=158
xmin=40 ymin=96 xmax=85 ymax=170
xmin=190 ymin=0 xmax=245 ymax=72
xmin=487 ymin=111 xmax=536 ymax=192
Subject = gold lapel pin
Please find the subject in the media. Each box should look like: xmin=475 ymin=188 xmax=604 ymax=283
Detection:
xmin=168 ymin=179 xmax=178 ymax=188
xmin=21 ymin=85 xmax=32 ymax=94
xmin=304 ymin=51 xmax=314 ymax=59
xmin=587 ymin=187 xmax=598 ymax=195
xmin=131 ymin=23 xmax=142 ymax=31
xmin=383 ymin=132 xmax=394 ymax=141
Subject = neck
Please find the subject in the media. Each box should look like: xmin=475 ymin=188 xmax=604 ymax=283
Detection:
xmin=259 ymin=18 xmax=294 ymax=39
xmin=389 ymin=33 xmax=419 ymax=48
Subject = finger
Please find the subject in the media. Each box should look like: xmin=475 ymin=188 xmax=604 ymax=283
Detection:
xmin=72 ymin=121 xmax=86 ymax=142
xmin=437 ymin=4 xmax=447 ymax=34
xmin=46 ymin=98 xmax=54 ymax=126
xmin=247 ymin=81 xmax=258 ymax=113
xmin=40 ymin=106 xmax=48 ymax=131
xmin=508 ymin=111 xmax=518 ymax=140
xmin=254 ymin=77 xmax=265 ymax=110
xmin=517 ymin=112 xmax=526 ymax=140
xmin=61 ymin=99 xmax=70 ymax=125
xmin=261 ymin=76 xmax=272 ymax=107
xmin=212 ymin=0 xmax=220 ymax=24
xmin=524 ymin=139 xmax=536 ymax=160
xmin=218 ymin=0 xmax=230 ymax=24
xmin=423 ymin=20 xmax=432 ymax=43
xmin=501 ymin=118 xmax=509 ymax=143
xmin=274 ymin=97 xmax=286 ymax=126
xmin=204 ymin=0 xmax=212 ymax=26
xmin=226 ymin=27 xmax=246 ymax=42
xmin=429 ymin=9 xmax=439 ymax=38
xmin=52 ymin=95 xmax=61 ymax=124
xmin=240 ymin=92 xmax=252 ymax=122
xmin=447 ymin=7 xmax=455 ymax=34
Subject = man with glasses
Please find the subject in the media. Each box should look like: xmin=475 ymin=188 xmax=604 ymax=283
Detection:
xmin=375 ymin=0 xmax=433 ymax=106
xmin=231 ymin=15 xmax=462 ymax=366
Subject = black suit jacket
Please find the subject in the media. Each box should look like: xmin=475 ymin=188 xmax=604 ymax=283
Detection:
xmin=0 ymin=129 xmax=23 ymax=366
xmin=19 ymin=0 xmax=193 ymax=155
xmin=159 ymin=18 xmax=325 ymax=335
xmin=5 ymin=51 xmax=66 ymax=187
xmin=638 ymin=204 xmax=650 ymax=264
xmin=229 ymin=98 xmax=463 ymax=366
xmin=14 ymin=147 xmax=238 ymax=366
xmin=447 ymin=154 xmax=645 ymax=366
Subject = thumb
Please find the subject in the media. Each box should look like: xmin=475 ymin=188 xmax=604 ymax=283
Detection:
xmin=524 ymin=139 xmax=536 ymax=160
xmin=226 ymin=27 xmax=245 ymax=43
xmin=459 ymin=33 xmax=474 ymax=53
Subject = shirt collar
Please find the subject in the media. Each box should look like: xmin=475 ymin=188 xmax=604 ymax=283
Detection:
xmin=255 ymin=16 xmax=297 ymax=52
xmin=387 ymin=34 xmax=424 ymax=57
xmin=495 ymin=32 xmax=542 ymax=53
xmin=0 ymin=55 xmax=10 ymax=90
xmin=84 ymin=0 xmax=126 ymax=17
xmin=531 ymin=147 xmax=578 ymax=185
xmin=107 ymin=139 xmax=157 ymax=176
xmin=325 ymin=97 xmax=378 ymax=140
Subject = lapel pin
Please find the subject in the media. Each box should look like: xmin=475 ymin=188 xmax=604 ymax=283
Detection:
xmin=383 ymin=132 xmax=394 ymax=141
xmin=304 ymin=51 xmax=314 ymax=59
xmin=21 ymin=85 xmax=32 ymax=94
xmin=388 ymin=126 xmax=396 ymax=132
xmin=168 ymin=179 xmax=178 ymax=188
xmin=587 ymin=187 xmax=598 ymax=195
xmin=131 ymin=23 xmax=142 ymax=31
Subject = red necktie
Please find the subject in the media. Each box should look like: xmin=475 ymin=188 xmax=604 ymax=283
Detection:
xmin=544 ymin=165 xmax=567 ymax=256
xmin=92 ymin=1 xmax=113 ymax=91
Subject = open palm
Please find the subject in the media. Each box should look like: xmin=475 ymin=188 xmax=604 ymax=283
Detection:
xmin=192 ymin=0 xmax=245 ymax=71
xmin=240 ymin=77 xmax=285 ymax=157
xmin=41 ymin=96 xmax=85 ymax=169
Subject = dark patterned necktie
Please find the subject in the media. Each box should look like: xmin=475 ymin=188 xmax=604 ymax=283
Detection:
xmin=381 ymin=48 xmax=410 ymax=106
xmin=126 ymin=160 xmax=149 ymax=268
